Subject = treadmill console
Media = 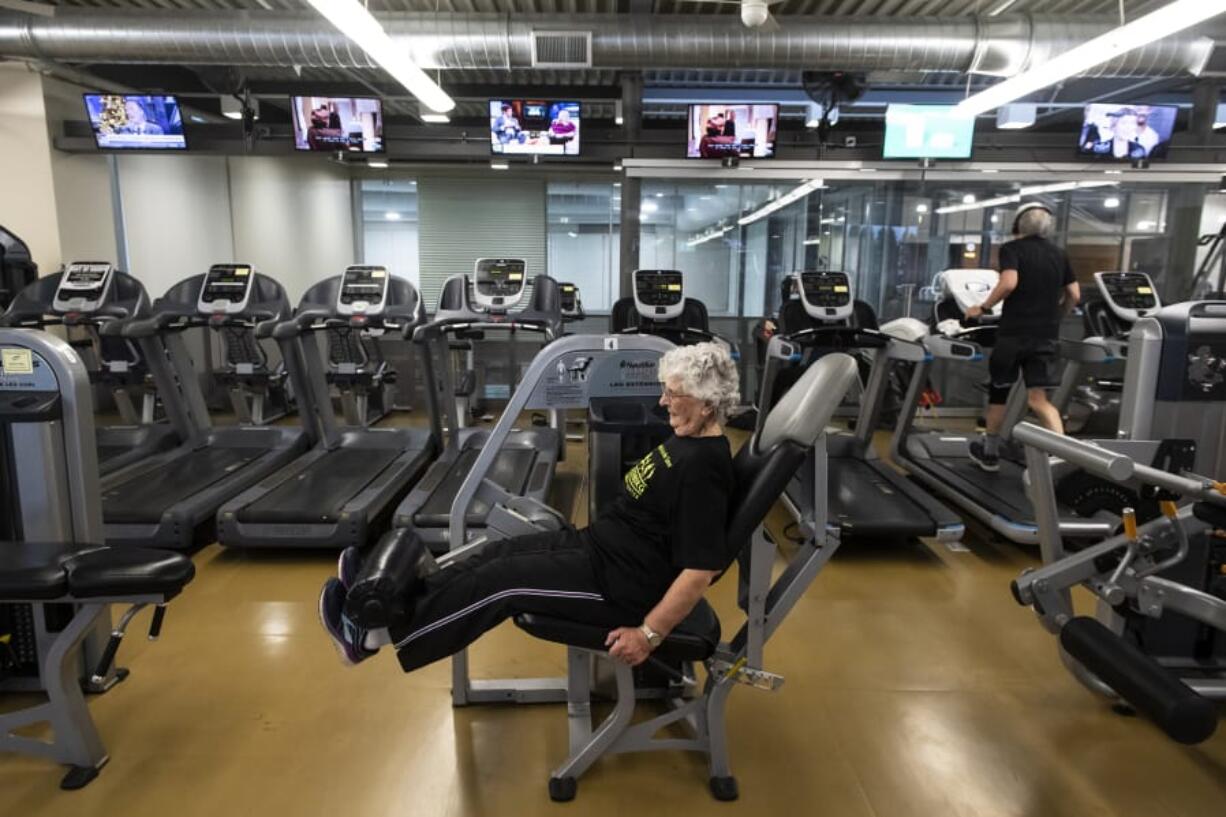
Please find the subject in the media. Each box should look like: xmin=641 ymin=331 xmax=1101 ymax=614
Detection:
xmin=559 ymin=282 xmax=582 ymax=318
xmin=938 ymin=268 xmax=1001 ymax=316
xmin=53 ymin=262 xmax=115 ymax=312
xmin=796 ymin=270 xmax=853 ymax=322
xmin=336 ymin=265 xmax=390 ymax=317
xmin=1095 ymin=271 xmax=1160 ymax=324
xmin=633 ymin=270 xmax=684 ymax=321
xmin=197 ymin=264 xmax=255 ymax=315
xmin=472 ymin=258 xmax=527 ymax=312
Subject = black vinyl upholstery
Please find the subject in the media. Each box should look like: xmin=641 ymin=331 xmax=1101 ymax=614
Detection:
xmin=517 ymin=599 xmax=720 ymax=663
xmin=346 ymin=528 xmax=428 ymax=628
xmin=0 ymin=543 xmax=193 ymax=600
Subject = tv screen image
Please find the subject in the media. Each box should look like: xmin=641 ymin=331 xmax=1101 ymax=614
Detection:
xmin=1077 ymin=104 xmax=1176 ymax=161
xmin=883 ymin=105 xmax=975 ymax=160
xmin=291 ymin=96 xmax=384 ymax=153
xmin=83 ymin=94 xmax=187 ymax=150
xmin=686 ymin=104 xmax=778 ymax=159
xmin=489 ymin=100 xmax=581 ymax=156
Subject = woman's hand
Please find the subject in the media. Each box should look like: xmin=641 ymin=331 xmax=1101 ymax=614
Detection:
xmin=605 ymin=627 xmax=652 ymax=666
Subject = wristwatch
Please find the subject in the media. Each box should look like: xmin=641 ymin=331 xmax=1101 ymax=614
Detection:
xmin=639 ymin=623 xmax=663 ymax=649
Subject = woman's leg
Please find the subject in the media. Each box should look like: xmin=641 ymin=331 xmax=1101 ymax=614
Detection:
xmin=389 ymin=529 xmax=634 ymax=673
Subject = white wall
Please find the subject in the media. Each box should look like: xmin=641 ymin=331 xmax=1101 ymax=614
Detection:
xmin=0 ymin=64 xmax=61 ymax=271
xmin=228 ymin=156 xmax=354 ymax=301
xmin=364 ymin=221 xmax=420 ymax=288
xmin=51 ymin=152 xmax=117 ymax=265
xmin=117 ymin=154 xmax=234 ymax=297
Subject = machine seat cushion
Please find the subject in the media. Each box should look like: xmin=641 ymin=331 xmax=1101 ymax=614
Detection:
xmin=515 ymin=599 xmax=721 ymax=663
xmin=0 ymin=541 xmax=93 ymax=599
xmin=65 ymin=547 xmax=195 ymax=598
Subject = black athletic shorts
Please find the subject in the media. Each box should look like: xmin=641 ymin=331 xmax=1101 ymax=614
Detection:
xmin=988 ymin=335 xmax=1059 ymax=403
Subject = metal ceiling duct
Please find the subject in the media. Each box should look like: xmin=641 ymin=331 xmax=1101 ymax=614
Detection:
xmin=0 ymin=11 xmax=1216 ymax=79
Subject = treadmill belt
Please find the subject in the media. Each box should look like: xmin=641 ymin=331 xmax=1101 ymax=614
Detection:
xmin=414 ymin=446 xmax=537 ymax=527
xmin=827 ymin=459 xmax=936 ymax=540
xmin=921 ymin=457 xmax=1034 ymax=519
xmin=104 ymin=447 xmax=263 ymax=524
xmin=237 ymin=447 xmax=404 ymax=524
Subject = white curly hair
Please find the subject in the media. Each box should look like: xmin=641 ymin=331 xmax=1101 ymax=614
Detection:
xmin=657 ymin=341 xmax=741 ymax=423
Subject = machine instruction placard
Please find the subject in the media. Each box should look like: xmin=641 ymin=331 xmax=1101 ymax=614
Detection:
xmin=534 ymin=349 xmax=663 ymax=409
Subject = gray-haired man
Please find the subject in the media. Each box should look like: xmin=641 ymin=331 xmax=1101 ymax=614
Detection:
xmin=966 ymin=202 xmax=1080 ymax=472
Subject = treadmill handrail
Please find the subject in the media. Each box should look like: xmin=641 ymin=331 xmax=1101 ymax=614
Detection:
xmin=413 ymin=316 xmax=557 ymax=343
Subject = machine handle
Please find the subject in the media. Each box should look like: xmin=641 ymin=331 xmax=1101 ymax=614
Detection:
xmin=90 ymin=631 xmax=124 ymax=686
xmin=1060 ymin=617 xmax=1218 ymax=745
xmin=148 ymin=605 xmax=167 ymax=640
xmin=1012 ymin=423 xmax=1134 ymax=483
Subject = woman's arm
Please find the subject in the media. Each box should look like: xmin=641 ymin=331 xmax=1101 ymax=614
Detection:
xmin=606 ymin=568 xmax=719 ymax=666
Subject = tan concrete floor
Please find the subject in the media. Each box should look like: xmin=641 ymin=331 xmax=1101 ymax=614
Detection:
xmin=2 ymin=410 xmax=1225 ymax=816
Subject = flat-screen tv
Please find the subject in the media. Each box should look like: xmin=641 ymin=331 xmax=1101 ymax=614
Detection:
xmin=1077 ymin=103 xmax=1177 ymax=161
xmin=883 ymin=104 xmax=975 ymax=160
xmin=83 ymin=94 xmax=187 ymax=150
xmin=291 ymin=96 xmax=384 ymax=153
xmin=686 ymin=104 xmax=778 ymax=159
xmin=489 ymin=100 xmax=581 ymax=156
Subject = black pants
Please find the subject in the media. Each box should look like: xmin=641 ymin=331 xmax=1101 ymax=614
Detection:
xmin=388 ymin=529 xmax=642 ymax=673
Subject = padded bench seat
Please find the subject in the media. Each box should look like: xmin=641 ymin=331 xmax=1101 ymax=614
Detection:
xmin=0 ymin=541 xmax=195 ymax=601
xmin=515 ymin=600 xmax=721 ymax=664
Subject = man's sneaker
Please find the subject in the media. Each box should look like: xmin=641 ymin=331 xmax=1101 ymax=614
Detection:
xmin=968 ymin=439 xmax=1000 ymax=473
xmin=337 ymin=546 xmax=362 ymax=590
xmin=318 ymin=578 xmax=376 ymax=666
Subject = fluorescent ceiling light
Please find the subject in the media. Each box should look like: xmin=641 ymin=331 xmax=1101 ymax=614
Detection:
xmin=803 ymin=238 xmax=822 ymax=246
xmin=1104 ymin=197 xmax=1121 ymax=208
xmin=916 ymin=203 xmax=929 ymax=213
xmin=962 ymin=194 xmax=976 ymax=204
xmin=614 ymin=100 xmax=624 ymax=126
xmin=738 ymin=179 xmax=825 ymax=227
xmin=642 ymin=201 xmax=659 ymax=214
xmin=687 ymin=224 xmax=735 ymax=248
xmin=613 ymin=162 xmax=623 ymax=171
xmin=567 ymin=231 xmax=579 ymax=238
xmin=935 ymin=180 xmax=1116 ymax=214
xmin=306 ymin=0 xmax=455 ymax=113
xmin=384 ymin=211 xmax=401 ymax=220
xmin=490 ymin=160 xmax=509 ymax=170
xmin=420 ymin=113 xmax=450 ymax=124
xmin=953 ymin=0 xmax=1226 ymax=117
xmin=1136 ymin=220 xmax=1156 ymax=230
xmin=367 ymin=160 xmax=389 ymax=169
xmin=980 ymin=169 xmax=1000 ymax=174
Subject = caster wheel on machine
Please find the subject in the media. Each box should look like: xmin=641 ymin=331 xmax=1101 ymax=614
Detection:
xmin=549 ymin=776 xmax=577 ymax=802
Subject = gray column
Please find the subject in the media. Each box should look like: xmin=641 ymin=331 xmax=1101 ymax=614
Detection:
xmin=1191 ymin=80 xmax=1222 ymax=146
xmin=618 ymin=73 xmax=643 ymax=298
xmin=1164 ymin=185 xmax=1208 ymax=300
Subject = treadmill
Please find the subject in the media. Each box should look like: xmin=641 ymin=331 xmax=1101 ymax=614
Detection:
xmin=99 ymin=264 xmax=309 ymax=549
xmin=217 ymin=266 xmax=439 ymax=549
xmin=558 ymin=282 xmax=585 ymax=323
xmin=889 ymin=268 xmax=1117 ymax=546
xmin=1054 ymin=271 xmax=1161 ymax=436
xmin=759 ymin=271 xmax=964 ymax=545
xmin=0 ymin=226 xmax=37 ymax=311
xmin=0 ymin=262 xmax=179 ymax=475
xmin=394 ymin=259 xmax=563 ymax=553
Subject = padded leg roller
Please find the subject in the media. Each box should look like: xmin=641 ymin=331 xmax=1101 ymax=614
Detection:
xmin=344 ymin=528 xmax=428 ymax=629
xmin=1060 ymin=616 xmax=1218 ymax=744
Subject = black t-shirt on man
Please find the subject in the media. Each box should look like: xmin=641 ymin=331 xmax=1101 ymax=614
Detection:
xmin=997 ymin=235 xmax=1076 ymax=339
xmin=586 ymin=435 xmax=734 ymax=613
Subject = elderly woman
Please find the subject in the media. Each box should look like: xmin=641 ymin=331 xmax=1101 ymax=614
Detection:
xmin=319 ymin=341 xmax=740 ymax=671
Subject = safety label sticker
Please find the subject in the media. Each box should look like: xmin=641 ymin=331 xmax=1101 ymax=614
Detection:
xmin=1 ymin=348 xmax=34 ymax=375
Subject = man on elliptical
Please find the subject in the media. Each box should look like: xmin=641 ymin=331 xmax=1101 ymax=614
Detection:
xmin=966 ymin=202 xmax=1080 ymax=472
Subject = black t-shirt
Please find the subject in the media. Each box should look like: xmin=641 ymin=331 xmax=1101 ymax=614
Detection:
xmin=585 ymin=435 xmax=735 ymax=613
xmin=997 ymin=235 xmax=1076 ymax=338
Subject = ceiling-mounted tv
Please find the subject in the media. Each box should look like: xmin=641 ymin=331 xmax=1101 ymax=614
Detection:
xmin=489 ymin=100 xmax=581 ymax=156
xmin=883 ymin=104 xmax=975 ymax=160
xmin=686 ymin=103 xmax=778 ymax=159
xmin=1077 ymin=104 xmax=1177 ymax=161
xmin=291 ymin=96 xmax=384 ymax=153
xmin=83 ymin=94 xmax=187 ymax=150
